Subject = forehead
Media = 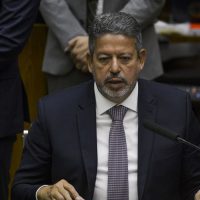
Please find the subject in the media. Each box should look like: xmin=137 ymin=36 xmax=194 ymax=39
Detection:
xmin=94 ymin=34 xmax=136 ymax=53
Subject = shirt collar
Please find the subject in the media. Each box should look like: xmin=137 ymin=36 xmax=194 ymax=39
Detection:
xmin=94 ymin=82 xmax=138 ymax=115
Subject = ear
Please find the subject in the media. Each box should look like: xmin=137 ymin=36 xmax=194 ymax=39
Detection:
xmin=87 ymin=53 xmax=93 ymax=74
xmin=138 ymin=48 xmax=147 ymax=70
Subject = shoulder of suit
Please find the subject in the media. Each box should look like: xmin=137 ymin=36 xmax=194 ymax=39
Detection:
xmin=139 ymin=79 xmax=188 ymax=98
xmin=39 ymin=80 xmax=94 ymax=105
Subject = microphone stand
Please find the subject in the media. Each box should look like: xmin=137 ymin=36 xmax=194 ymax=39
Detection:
xmin=177 ymin=137 xmax=200 ymax=151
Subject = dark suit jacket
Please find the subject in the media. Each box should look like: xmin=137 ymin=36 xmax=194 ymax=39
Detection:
xmin=12 ymin=79 xmax=200 ymax=200
xmin=0 ymin=0 xmax=40 ymax=137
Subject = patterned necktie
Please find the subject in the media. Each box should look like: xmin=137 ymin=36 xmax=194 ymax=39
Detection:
xmin=107 ymin=105 xmax=129 ymax=200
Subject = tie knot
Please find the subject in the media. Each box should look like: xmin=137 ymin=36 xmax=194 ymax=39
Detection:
xmin=107 ymin=105 xmax=128 ymax=121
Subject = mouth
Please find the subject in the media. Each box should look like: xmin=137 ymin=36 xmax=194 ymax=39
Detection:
xmin=105 ymin=78 xmax=126 ymax=89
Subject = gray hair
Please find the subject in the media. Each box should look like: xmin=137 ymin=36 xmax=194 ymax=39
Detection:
xmin=88 ymin=12 xmax=143 ymax=55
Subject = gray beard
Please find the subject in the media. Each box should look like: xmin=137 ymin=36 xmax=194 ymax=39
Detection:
xmin=97 ymin=83 xmax=135 ymax=103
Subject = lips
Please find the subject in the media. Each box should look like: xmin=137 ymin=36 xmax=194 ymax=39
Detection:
xmin=105 ymin=78 xmax=125 ymax=89
xmin=106 ymin=77 xmax=124 ymax=83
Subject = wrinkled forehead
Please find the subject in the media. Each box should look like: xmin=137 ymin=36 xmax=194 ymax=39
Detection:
xmin=94 ymin=34 xmax=137 ymax=49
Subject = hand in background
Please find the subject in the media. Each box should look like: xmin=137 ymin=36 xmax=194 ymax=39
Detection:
xmin=67 ymin=36 xmax=89 ymax=73
xmin=37 ymin=179 xmax=84 ymax=200
xmin=195 ymin=190 xmax=200 ymax=200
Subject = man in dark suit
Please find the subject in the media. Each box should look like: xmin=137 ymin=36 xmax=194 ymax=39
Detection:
xmin=0 ymin=0 xmax=40 ymax=199
xmin=12 ymin=12 xmax=200 ymax=200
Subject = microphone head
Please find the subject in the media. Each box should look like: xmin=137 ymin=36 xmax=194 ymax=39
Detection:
xmin=143 ymin=120 xmax=179 ymax=141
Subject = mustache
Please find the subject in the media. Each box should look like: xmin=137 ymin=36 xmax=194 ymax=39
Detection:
xmin=104 ymin=74 xmax=128 ymax=84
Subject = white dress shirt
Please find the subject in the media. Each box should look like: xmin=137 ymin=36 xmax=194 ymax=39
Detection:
xmin=93 ymin=82 xmax=139 ymax=200
xmin=96 ymin=0 xmax=104 ymax=15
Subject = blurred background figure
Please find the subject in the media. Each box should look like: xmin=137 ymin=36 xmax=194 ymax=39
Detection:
xmin=40 ymin=0 xmax=165 ymax=93
xmin=0 ymin=0 xmax=40 ymax=199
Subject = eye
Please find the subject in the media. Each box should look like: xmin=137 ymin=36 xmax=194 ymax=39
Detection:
xmin=119 ymin=55 xmax=132 ymax=63
xmin=97 ymin=55 xmax=110 ymax=64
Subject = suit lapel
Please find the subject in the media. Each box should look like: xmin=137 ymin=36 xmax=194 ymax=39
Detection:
xmin=77 ymin=82 xmax=97 ymax=199
xmin=137 ymin=80 xmax=157 ymax=200
xmin=76 ymin=80 xmax=157 ymax=199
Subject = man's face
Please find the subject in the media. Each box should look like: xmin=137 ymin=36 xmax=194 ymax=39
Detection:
xmin=88 ymin=34 xmax=146 ymax=103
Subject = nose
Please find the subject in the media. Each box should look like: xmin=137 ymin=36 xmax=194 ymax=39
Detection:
xmin=110 ymin=57 xmax=120 ymax=74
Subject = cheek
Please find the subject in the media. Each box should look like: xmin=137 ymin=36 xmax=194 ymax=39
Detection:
xmin=93 ymin=69 xmax=107 ymax=82
xmin=124 ymin=65 xmax=141 ymax=82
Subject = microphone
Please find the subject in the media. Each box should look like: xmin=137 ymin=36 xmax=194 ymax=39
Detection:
xmin=143 ymin=119 xmax=200 ymax=151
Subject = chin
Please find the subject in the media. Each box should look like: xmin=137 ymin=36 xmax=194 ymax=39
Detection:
xmin=101 ymin=86 xmax=130 ymax=103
